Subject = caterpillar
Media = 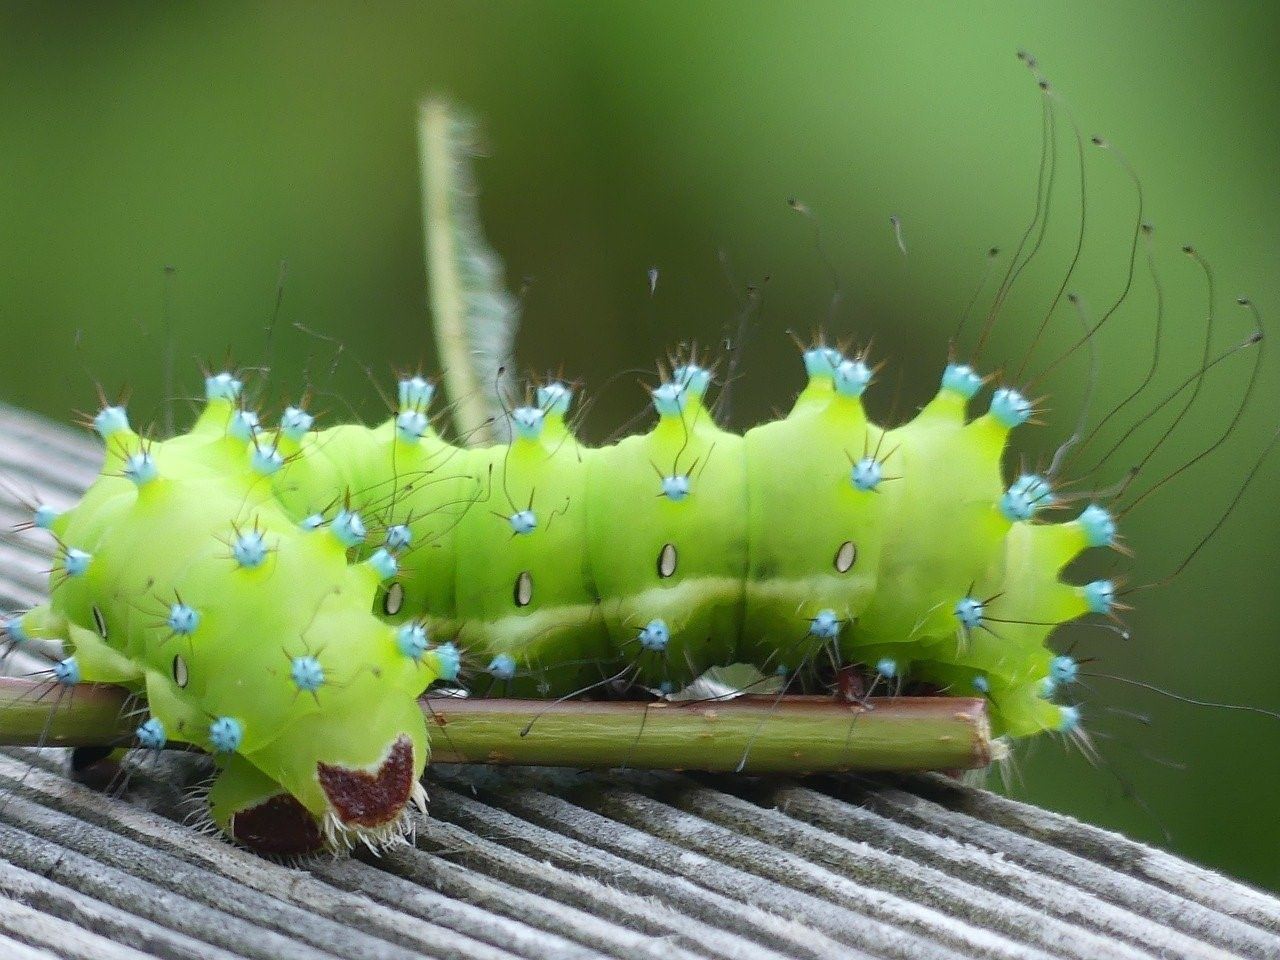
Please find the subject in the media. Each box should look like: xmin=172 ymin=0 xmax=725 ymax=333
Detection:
xmin=2 ymin=68 xmax=1271 ymax=860
xmin=5 ymin=340 xmax=1122 ymax=855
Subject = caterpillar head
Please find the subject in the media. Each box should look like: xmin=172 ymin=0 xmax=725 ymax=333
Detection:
xmin=32 ymin=386 xmax=450 ymax=855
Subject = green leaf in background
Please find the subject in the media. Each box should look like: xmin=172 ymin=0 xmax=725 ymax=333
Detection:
xmin=418 ymin=98 xmax=518 ymax=445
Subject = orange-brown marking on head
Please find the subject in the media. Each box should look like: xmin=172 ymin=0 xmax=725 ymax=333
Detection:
xmin=231 ymin=793 xmax=325 ymax=856
xmin=316 ymin=734 xmax=415 ymax=828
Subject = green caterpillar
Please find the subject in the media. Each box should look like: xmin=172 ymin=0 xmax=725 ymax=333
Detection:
xmin=8 ymin=343 xmax=1115 ymax=854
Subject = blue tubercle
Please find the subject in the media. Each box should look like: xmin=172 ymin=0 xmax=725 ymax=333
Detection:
xmin=834 ymin=359 xmax=872 ymax=398
xmin=661 ymin=474 xmax=691 ymax=501
xmin=1038 ymin=676 xmax=1057 ymax=699
xmin=875 ymin=657 xmax=897 ymax=680
xmin=123 ymin=451 xmax=159 ymax=486
xmin=250 ymin=445 xmax=284 ymax=476
xmin=34 ymin=504 xmax=61 ymax=530
xmin=205 ymin=372 xmax=243 ymax=402
xmin=1000 ymin=473 xmax=1054 ymax=522
xmin=208 ymin=716 xmax=244 ymax=753
xmin=167 ymin=602 xmax=200 ymax=636
xmin=508 ymin=510 xmax=537 ymax=535
xmin=53 ymin=656 xmax=80 ymax=686
xmin=488 ymin=653 xmax=517 ymax=681
xmin=280 ymin=406 xmax=314 ymax=441
xmin=941 ymin=363 xmax=983 ymax=399
xmin=1049 ymin=655 xmax=1078 ymax=685
xmin=232 ymin=529 xmax=268 ymax=568
xmin=385 ymin=524 xmax=412 ymax=551
xmin=803 ymin=346 xmax=843 ymax=379
xmin=299 ymin=513 xmax=325 ymax=531
xmin=809 ymin=608 xmax=841 ymax=639
xmin=396 ymin=410 xmax=429 ymax=443
xmin=93 ymin=406 xmax=130 ymax=439
xmin=229 ymin=409 xmax=260 ymax=441
xmin=432 ymin=641 xmax=461 ymax=681
xmin=851 ymin=456 xmax=883 ymax=492
xmin=989 ymin=387 xmax=1033 ymax=428
xmin=537 ymin=382 xmax=573 ymax=415
xmin=367 ymin=548 xmax=398 ymax=580
xmin=398 ymin=376 xmax=434 ymax=412
xmin=331 ymin=510 xmax=367 ymax=547
xmin=1083 ymin=579 xmax=1114 ymax=615
xmin=638 ymin=618 xmax=670 ymax=652
xmin=954 ymin=596 xmax=984 ymax=630
xmin=651 ymin=382 xmax=687 ymax=418
xmin=290 ymin=655 xmax=325 ymax=692
xmin=673 ymin=364 xmax=711 ymax=399
xmin=64 ymin=548 xmax=92 ymax=577
xmin=1078 ymin=504 xmax=1117 ymax=548
xmin=136 ymin=717 xmax=167 ymax=750
xmin=1057 ymin=704 xmax=1081 ymax=733
xmin=511 ymin=406 xmax=546 ymax=440
xmin=396 ymin=622 xmax=429 ymax=660
xmin=3 ymin=614 xmax=29 ymax=644
xmin=972 ymin=674 xmax=990 ymax=694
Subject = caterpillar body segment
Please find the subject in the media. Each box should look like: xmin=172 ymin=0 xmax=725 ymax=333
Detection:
xmin=741 ymin=355 xmax=887 ymax=674
xmin=19 ymin=346 xmax=1111 ymax=852
xmin=585 ymin=378 xmax=747 ymax=690
xmin=454 ymin=403 xmax=612 ymax=695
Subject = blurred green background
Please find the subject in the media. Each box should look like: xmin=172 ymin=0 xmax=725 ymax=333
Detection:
xmin=1 ymin=2 xmax=1277 ymax=888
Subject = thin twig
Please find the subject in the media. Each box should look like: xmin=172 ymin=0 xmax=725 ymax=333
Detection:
xmin=0 ymin=678 xmax=993 ymax=773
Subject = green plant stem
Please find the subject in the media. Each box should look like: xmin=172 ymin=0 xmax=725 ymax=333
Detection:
xmin=0 ymin=679 xmax=136 ymax=748
xmin=427 ymin=695 xmax=994 ymax=772
xmin=0 ymin=678 xmax=993 ymax=772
